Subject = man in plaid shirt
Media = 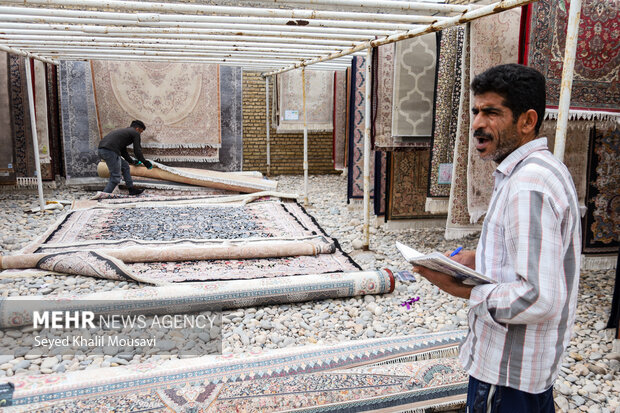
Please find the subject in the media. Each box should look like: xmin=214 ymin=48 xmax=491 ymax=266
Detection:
xmin=414 ymin=64 xmax=581 ymax=412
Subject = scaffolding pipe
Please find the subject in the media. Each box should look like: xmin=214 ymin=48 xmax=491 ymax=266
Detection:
xmin=61 ymin=56 xmax=352 ymax=70
xmin=0 ymin=16 xmax=402 ymax=37
xmin=0 ymin=22 xmax=378 ymax=41
xmin=3 ymin=38 xmax=353 ymax=52
xmin=266 ymin=76 xmax=271 ymax=177
xmin=17 ymin=46 xmax=337 ymax=59
xmin=302 ymin=67 xmax=309 ymax=206
xmin=0 ymin=30 xmax=361 ymax=47
xmin=0 ymin=6 xmax=441 ymax=28
xmin=0 ymin=44 xmax=57 ymax=64
xmin=259 ymin=0 xmax=471 ymax=13
xmin=553 ymin=0 xmax=581 ymax=162
xmin=1 ymin=0 xmax=450 ymax=23
xmin=263 ymin=0 xmax=538 ymax=76
xmin=23 ymin=57 xmax=45 ymax=212
xmin=362 ymin=46 xmax=371 ymax=251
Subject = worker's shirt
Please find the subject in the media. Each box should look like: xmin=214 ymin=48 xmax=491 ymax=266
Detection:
xmin=459 ymin=137 xmax=581 ymax=393
xmin=98 ymin=127 xmax=147 ymax=164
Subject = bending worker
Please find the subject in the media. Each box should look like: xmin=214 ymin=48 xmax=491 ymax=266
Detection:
xmin=97 ymin=120 xmax=153 ymax=195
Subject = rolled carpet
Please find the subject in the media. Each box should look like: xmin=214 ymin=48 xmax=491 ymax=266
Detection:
xmin=97 ymin=161 xmax=277 ymax=193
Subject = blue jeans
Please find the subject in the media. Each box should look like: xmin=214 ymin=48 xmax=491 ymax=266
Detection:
xmin=98 ymin=148 xmax=133 ymax=193
xmin=466 ymin=376 xmax=555 ymax=413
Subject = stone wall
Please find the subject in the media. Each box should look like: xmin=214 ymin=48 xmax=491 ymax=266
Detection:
xmin=242 ymin=71 xmax=338 ymax=175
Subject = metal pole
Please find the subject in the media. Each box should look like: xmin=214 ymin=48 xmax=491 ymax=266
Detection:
xmin=553 ymin=0 xmax=581 ymax=162
xmin=302 ymin=67 xmax=309 ymax=206
xmin=362 ymin=46 xmax=372 ymax=251
xmin=265 ymin=75 xmax=271 ymax=177
xmin=0 ymin=0 xmax=448 ymax=24
xmin=23 ymin=57 xmax=45 ymax=212
xmin=0 ymin=44 xmax=57 ymax=65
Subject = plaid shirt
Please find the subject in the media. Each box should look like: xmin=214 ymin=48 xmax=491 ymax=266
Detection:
xmin=459 ymin=138 xmax=581 ymax=393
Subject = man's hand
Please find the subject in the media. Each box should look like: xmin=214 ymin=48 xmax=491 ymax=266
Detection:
xmin=447 ymin=249 xmax=476 ymax=269
xmin=413 ymin=265 xmax=474 ymax=299
xmin=132 ymin=159 xmax=142 ymax=166
xmin=143 ymin=160 xmax=153 ymax=169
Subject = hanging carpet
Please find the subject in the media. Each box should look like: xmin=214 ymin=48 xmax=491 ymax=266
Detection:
xmin=523 ymin=0 xmax=619 ymax=114
xmin=0 ymin=52 xmax=15 ymax=184
xmin=2 ymin=331 xmax=466 ymax=411
xmin=91 ymin=60 xmax=221 ymax=163
xmin=276 ymin=69 xmax=334 ymax=133
xmin=333 ymin=69 xmax=347 ymax=169
xmin=427 ymin=26 xmax=465 ymax=212
xmin=583 ymin=127 xmax=620 ymax=254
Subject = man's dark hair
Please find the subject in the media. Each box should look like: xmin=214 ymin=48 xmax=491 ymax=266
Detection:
xmin=130 ymin=120 xmax=146 ymax=130
xmin=471 ymin=63 xmax=546 ymax=135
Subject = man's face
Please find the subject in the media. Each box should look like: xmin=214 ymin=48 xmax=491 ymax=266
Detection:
xmin=471 ymin=91 xmax=523 ymax=164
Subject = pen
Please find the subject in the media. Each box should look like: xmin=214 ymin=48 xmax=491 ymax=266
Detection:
xmin=450 ymin=246 xmax=463 ymax=257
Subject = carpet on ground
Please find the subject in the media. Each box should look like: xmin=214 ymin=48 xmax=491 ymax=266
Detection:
xmin=1 ymin=331 xmax=467 ymax=412
xmin=2 ymin=196 xmax=363 ymax=282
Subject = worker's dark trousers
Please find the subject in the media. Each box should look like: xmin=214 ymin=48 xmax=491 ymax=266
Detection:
xmin=98 ymin=148 xmax=133 ymax=193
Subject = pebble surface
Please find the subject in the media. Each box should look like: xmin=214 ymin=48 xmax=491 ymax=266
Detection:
xmin=0 ymin=174 xmax=618 ymax=412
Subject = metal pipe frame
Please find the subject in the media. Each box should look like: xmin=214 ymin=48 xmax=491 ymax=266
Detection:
xmin=0 ymin=22 xmax=379 ymax=41
xmin=0 ymin=16 xmax=403 ymax=37
xmin=263 ymin=0 xmax=539 ymax=76
xmin=362 ymin=46 xmax=371 ymax=250
xmin=0 ymin=30 xmax=361 ymax=47
xmin=553 ymin=0 xmax=582 ymax=162
xmin=251 ymin=0 xmax=472 ymax=13
xmin=301 ymin=67 xmax=309 ymax=206
xmin=0 ymin=5 xmax=444 ymax=26
xmin=265 ymin=76 xmax=271 ymax=177
xmin=2 ymin=38 xmax=356 ymax=53
xmin=0 ymin=0 xmax=455 ymax=23
xmin=0 ymin=43 xmax=56 ymax=64
xmin=23 ymin=57 xmax=46 ymax=211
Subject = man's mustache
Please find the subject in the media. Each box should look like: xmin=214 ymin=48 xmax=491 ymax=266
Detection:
xmin=473 ymin=129 xmax=493 ymax=140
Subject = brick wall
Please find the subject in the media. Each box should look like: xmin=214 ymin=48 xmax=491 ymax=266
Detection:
xmin=242 ymin=71 xmax=338 ymax=175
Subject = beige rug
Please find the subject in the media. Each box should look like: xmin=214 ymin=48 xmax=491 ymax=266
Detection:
xmin=277 ymin=69 xmax=334 ymax=133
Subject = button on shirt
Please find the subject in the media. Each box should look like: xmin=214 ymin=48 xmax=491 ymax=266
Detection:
xmin=459 ymin=138 xmax=581 ymax=393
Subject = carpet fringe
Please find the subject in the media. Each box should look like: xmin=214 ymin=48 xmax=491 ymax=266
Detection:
xmin=368 ymin=346 xmax=460 ymax=366
xmin=444 ymin=227 xmax=480 ymax=240
xmin=580 ymin=255 xmax=617 ymax=271
xmin=141 ymin=143 xmax=222 ymax=149
xmin=396 ymin=398 xmax=466 ymax=413
xmin=544 ymin=108 xmax=620 ymax=122
xmin=149 ymin=157 xmax=219 ymax=163
xmin=425 ymin=198 xmax=449 ymax=214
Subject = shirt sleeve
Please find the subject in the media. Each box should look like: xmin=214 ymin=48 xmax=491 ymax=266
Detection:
xmin=120 ymin=147 xmax=134 ymax=164
xmin=131 ymin=132 xmax=147 ymax=164
xmin=470 ymin=188 xmax=567 ymax=326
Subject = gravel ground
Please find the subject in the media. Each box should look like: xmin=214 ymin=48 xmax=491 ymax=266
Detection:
xmin=0 ymin=174 xmax=618 ymax=413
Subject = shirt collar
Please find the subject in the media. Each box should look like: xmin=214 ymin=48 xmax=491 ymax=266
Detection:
xmin=495 ymin=137 xmax=548 ymax=177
